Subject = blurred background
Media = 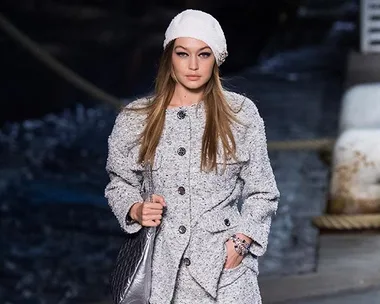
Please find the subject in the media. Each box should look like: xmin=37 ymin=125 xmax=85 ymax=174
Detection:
xmin=1 ymin=0 xmax=380 ymax=304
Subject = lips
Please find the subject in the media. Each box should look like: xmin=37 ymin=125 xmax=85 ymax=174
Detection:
xmin=186 ymin=75 xmax=201 ymax=80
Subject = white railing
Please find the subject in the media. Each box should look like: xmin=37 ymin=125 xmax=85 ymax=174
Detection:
xmin=361 ymin=0 xmax=380 ymax=52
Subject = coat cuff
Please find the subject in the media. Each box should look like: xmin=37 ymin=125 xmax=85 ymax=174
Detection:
xmin=125 ymin=215 xmax=143 ymax=234
xmin=124 ymin=203 xmax=143 ymax=234
xmin=113 ymin=187 xmax=143 ymax=234
xmin=237 ymin=218 xmax=271 ymax=257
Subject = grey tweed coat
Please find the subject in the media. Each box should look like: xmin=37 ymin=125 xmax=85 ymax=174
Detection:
xmin=104 ymin=91 xmax=280 ymax=303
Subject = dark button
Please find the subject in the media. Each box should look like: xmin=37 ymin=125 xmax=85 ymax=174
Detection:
xmin=224 ymin=218 xmax=231 ymax=227
xmin=177 ymin=110 xmax=186 ymax=119
xmin=177 ymin=147 xmax=186 ymax=156
xmin=178 ymin=225 xmax=187 ymax=234
xmin=183 ymin=257 xmax=191 ymax=266
xmin=178 ymin=186 xmax=186 ymax=195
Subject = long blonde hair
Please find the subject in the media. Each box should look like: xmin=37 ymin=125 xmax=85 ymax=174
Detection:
xmin=128 ymin=40 xmax=241 ymax=171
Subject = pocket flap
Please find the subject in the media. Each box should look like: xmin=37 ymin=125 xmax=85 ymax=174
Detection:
xmin=215 ymin=150 xmax=249 ymax=165
xmin=200 ymin=208 xmax=242 ymax=233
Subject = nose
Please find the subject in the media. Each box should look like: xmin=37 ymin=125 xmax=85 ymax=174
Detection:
xmin=189 ymin=55 xmax=199 ymax=71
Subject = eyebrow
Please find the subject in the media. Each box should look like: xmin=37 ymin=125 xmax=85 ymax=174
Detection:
xmin=174 ymin=45 xmax=211 ymax=51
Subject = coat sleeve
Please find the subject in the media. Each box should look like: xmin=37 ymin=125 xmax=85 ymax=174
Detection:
xmin=104 ymin=110 xmax=144 ymax=234
xmin=237 ymin=101 xmax=280 ymax=257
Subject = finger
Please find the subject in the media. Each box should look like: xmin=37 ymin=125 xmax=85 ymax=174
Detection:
xmin=152 ymin=194 xmax=166 ymax=207
xmin=142 ymin=219 xmax=161 ymax=227
xmin=143 ymin=202 xmax=164 ymax=210
xmin=142 ymin=208 xmax=164 ymax=216
xmin=142 ymin=214 xmax=163 ymax=221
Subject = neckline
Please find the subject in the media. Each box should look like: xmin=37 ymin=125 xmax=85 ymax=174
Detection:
xmin=165 ymin=100 xmax=204 ymax=111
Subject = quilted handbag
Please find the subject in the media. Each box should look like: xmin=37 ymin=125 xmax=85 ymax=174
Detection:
xmin=110 ymin=163 xmax=157 ymax=304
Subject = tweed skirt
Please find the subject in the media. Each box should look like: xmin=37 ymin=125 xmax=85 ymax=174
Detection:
xmin=170 ymin=260 xmax=262 ymax=303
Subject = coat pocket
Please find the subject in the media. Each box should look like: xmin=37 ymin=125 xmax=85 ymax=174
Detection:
xmin=200 ymin=207 xmax=242 ymax=233
xmin=219 ymin=262 xmax=248 ymax=288
xmin=241 ymin=253 xmax=259 ymax=275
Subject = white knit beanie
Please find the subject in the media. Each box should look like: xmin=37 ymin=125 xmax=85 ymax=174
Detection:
xmin=163 ymin=9 xmax=228 ymax=66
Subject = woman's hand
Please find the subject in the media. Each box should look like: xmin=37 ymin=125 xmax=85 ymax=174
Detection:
xmin=224 ymin=233 xmax=252 ymax=269
xmin=224 ymin=239 xmax=244 ymax=269
xmin=129 ymin=194 xmax=166 ymax=227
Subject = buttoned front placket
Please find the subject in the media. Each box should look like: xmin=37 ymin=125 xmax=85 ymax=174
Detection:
xmin=150 ymin=105 xmax=204 ymax=303
xmin=173 ymin=107 xmax=193 ymax=266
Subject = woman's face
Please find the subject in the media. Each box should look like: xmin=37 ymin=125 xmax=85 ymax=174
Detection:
xmin=171 ymin=37 xmax=215 ymax=91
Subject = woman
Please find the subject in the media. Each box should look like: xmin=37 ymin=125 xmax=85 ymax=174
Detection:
xmin=105 ymin=9 xmax=280 ymax=304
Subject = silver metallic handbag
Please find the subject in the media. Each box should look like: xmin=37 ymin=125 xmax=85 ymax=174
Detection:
xmin=110 ymin=162 xmax=156 ymax=304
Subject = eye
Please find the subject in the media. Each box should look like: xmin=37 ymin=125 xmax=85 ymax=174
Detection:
xmin=175 ymin=52 xmax=188 ymax=57
xmin=199 ymin=52 xmax=212 ymax=58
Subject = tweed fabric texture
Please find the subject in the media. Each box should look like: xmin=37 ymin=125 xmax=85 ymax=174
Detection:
xmin=105 ymin=91 xmax=280 ymax=303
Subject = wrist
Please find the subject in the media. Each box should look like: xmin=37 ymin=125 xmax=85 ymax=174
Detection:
xmin=128 ymin=202 xmax=141 ymax=223
xmin=235 ymin=233 xmax=252 ymax=246
xmin=229 ymin=234 xmax=251 ymax=256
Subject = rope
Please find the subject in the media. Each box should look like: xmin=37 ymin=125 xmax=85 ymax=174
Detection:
xmin=0 ymin=12 xmax=123 ymax=109
xmin=312 ymin=214 xmax=380 ymax=230
xmin=0 ymin=12 xmax=337 ymax=151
